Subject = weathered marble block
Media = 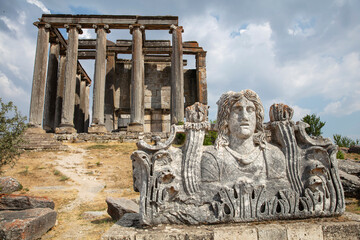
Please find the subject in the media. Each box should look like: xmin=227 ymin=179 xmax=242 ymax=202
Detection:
xmin=131 ymin=90 xmax=345 ymax=225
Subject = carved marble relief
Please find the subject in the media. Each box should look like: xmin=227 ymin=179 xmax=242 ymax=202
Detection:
xmin=131 ymin=90 xmax=345 ymax=225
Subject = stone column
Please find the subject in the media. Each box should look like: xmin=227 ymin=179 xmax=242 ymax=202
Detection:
xmin=79 ymin=79 xmax=87 ymax=133
xmin=196 ymin=51 xmax=208 ymax=105
xmin=104 ymin=52 xmax=116 ymax=132
xmin=170 ymin=25 xmax=184 ymax=124
xmin=54 ymin=53 xmax=66 ymax=128
xmin=128 ymin=25 xmax=145 ymax=132
xmin=56 ymin=24 xmax=82 ymax=134
xmin=89 ymin=24 xmax=110 ymax=133
xmin=43 ymin=38 xmax=60 ymax=132
xmin=28 ymin=22 xmax=50 ymax=132
xmin=84 ymin=84 xmax=90 ymax=133
xmin=73 ymin=73 xmax=81 ymax=132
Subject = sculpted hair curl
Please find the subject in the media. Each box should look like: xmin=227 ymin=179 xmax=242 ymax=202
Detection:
xmin=214 ymin=89 xmax=267 ymax=149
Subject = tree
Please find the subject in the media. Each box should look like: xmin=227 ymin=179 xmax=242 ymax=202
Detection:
xmin=301 ymin=114 xmax=325 ymax=137
xmin=0 ymin=98 xmax=27 ymax=170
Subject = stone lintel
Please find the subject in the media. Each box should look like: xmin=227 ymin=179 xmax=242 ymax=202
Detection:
xmin=41 ymin=14 xmax=178 ymax=30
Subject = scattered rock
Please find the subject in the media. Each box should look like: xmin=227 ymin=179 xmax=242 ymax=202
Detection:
xmin=348 ymin=145 xmax=360 ymax=154
xmin=117 ymin=213 xmax=140 ymax=227
xmin=339 ymin=159 xmax=360 ymax=177
xmin=0 ymin=177 xmax=22 ymax=194
xmin=106 ymin=197 xmax=139 ymax=221
xmin=0 ymin=195 xmax=55 ymax=211
xmin=0 ymin=208 xmax=57 ymax=240
xmin=339 ymin=170 xmax=360 ymax=198
xmin=81 ymin=210 xmax=107 ymax=220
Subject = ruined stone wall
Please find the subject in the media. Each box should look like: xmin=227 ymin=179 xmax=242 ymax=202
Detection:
xmin=116 ymin=59 xmax=197 ymax=132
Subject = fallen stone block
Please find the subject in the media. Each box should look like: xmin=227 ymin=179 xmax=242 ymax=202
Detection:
xmin=0 ymin=177 xmax=22 ymax=194
xmin=0 ymin=208 xmax=57 ymax=240
xmin=0 ymin=195 xmax=55 ymax=211
xmin=339 ymin=158 xmax=360 ymax=177
xmin=106 ymin=197 xmax=139 ymax=221
xmin=339 ymin=170 xmax=360 ymax=198
xmin=348 ymin=145 xmax=360 ymax=154
xmin=116 ymin=213 xmax=140 ymax=227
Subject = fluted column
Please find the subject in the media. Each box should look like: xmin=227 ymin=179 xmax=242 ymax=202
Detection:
xmin=128 ymin=25 xmax=145 ymax=132
xmin=54 ymin=53 xmax=66 ymax=128
xmin=196 ymin=51 xmax=208 ymax=105
xmin=170 ymin=25 xmax=184 ymax=124
xmin=28 ymin=22 xmax=50 ymax=131
xmin=43 ymin=38 xmax=60 ymax=132
xmin=73 ymin=73 xmax=81 ymax=132
xmin=79 ymin=79 xmax=87 ymax=133
xmin=84 ymin=84 xmax=90 ymax=133
xmin=104 ymin=52 xmax=116 ymax=132
xmin=57 ymin=24 xmax=82 ymax=134
xmin=88 ymin=24 xmax=110 ymax=133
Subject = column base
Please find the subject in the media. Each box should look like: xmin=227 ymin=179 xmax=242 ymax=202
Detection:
xmin=88 ymin=124 xmax=108 ymax=134
xmin=127 ymin=123 xmax=144 ymax=132
xmin=55 ymin=125 xmax=77 ymax=134
xmin=25 ymin=125 xmax=46 ymax=134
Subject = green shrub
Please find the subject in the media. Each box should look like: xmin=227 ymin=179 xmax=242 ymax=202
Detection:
xmin=203 ymin=131 xmax=218 ymax=145
xmin=336 ymin=151 xmax=345 ymax=159
xmin=333 ymin=134 xmax=360 ymax=148
xmin=0 ymin=98 xmax=27 ymax=170
xmin=175 ymin=133 xmax=186 ymax=145
xmin=301 ymin=114 xmax=325 ymax=137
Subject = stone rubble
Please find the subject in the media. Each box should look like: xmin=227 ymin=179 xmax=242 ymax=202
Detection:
xmin=0 ymin=195 xmax=55 ymax=211
xmin=0 ymin=177 xmax=22 ymax=194
xmin=106 ymin=197 xmax=139 ymax=221
xmin=0 ymin=177 xmax=56 ymax=240
xmin=0 ymin=208 xmax=57 ymax=240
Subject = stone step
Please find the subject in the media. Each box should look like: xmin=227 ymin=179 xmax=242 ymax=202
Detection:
xmin=20 ymin=130 xmax=68 ymax=151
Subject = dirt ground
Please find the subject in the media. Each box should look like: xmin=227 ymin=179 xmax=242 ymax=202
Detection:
xmin=1 ymin=142 xmax=139 ymax=239
xmin=1 ymin=143 xmax=359 ymax=239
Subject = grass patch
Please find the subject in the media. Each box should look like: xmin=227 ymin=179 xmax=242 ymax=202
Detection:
xmin=19 ymin=166 xmax=29 ymax=175
xmin=59 ymin=175 xmax=70 ymax=181
xmin=86 ymin=144 xmax=118 ymax=150
xmin=346 ymin=198 xmax=360 ymax=214
xmin=54 ymin=170 xmax=61 ymax=175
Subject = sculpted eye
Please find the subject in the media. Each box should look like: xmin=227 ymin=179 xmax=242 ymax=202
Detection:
xmin=247 ymin=106 xmax=255 ymax=113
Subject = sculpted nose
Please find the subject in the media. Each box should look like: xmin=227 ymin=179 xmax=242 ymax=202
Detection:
xmin=239 ymin=110 xmax=249 ymax=121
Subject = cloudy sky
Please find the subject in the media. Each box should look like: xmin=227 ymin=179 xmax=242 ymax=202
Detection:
xmin=0 ymin=0 xmax=359 ymax=140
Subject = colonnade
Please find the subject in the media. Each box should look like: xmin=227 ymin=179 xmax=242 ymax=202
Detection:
xmin=28 ymin=15 xmax=204 ymax=133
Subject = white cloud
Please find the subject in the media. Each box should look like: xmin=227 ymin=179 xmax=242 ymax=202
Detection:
xmin=79 ymin=29 xmax=95 ymax=39
xmin=0 ymin=72 xmax=28 ymax=98
xmin=322 ymin=92 xmax=360 ymax=116
xmin=26 ymin=0 xmax=51 ymax=14
xmin=291 ymin=105 xmax=312 ymax=121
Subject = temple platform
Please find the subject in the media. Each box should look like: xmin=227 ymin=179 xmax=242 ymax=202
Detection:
xmin=101 ymin=212 xmax=360 ymax=240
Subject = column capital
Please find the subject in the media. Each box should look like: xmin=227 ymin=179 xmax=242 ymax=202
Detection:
xmin=64 ymin=24 xmax=83 ymax=34
xmin=169 ymin=25 xmax=184 ymax=34
xmin=33 ymin=21 xmax=51 ymax=30
xmin=197 ymin=51 xmax=207 ymax=58
xmin=93 ymin=24 xmax=111 ymax=33
xmin=129 ymin=24 xmax=145 ymax=34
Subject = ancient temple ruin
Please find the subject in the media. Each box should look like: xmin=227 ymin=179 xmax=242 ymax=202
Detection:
xmin=28 ymin=14 xmax=207 ymax=134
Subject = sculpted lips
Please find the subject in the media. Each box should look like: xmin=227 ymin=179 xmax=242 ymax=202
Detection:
xmin=240 ymin=122 xmax=249 ymax=126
